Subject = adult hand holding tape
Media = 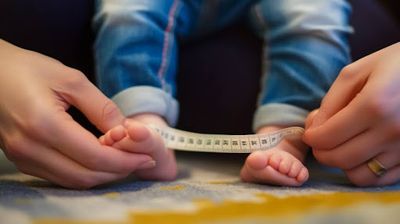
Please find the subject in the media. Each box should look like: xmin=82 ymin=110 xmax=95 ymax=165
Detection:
xmin=303 ymin=43 xmax=400 ymax=187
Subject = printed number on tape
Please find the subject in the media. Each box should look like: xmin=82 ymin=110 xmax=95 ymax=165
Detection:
xmin=148 ymin=125 xmax=304 ymax=153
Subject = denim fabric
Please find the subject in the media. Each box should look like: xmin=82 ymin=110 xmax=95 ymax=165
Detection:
xmin=93 ymin=0 xmax=352 ymax=130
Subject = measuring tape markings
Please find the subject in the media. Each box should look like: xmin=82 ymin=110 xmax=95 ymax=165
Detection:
xmin=148 ymin=125 xmax=305 ymax=153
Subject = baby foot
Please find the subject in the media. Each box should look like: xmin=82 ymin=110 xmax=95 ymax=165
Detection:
xmin=100 ymin=120 xmax=177 ymax=181
xmin=240 ymin=141 xmax=309 ymax=186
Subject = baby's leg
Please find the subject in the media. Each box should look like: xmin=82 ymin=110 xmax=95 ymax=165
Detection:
xmin=100 ymin=115 xmax=177 ymax=181
xmin=240 ymin=126 xmax=309 ymax=186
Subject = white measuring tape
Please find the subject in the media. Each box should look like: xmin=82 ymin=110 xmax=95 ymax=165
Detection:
xmin=148 ymin=125 xmax=304 ymax=153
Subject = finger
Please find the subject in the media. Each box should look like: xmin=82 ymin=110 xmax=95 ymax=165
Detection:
xmin=310 ymin=47 xmax=390 ymax=129
xmin=9 ymin=138 xmax=128 ymax=189
xmin=53 ymin=69 xmax=125 ymax=132
xmin=15 ymin=159 xmax=125 ymax=189
xmin=312 ymin=44 xmax=399 ymax=128
xmin=345 ymin=149 xmax=400 ymax=187
xmin=376 ymin=165 xmax=400 ymax=186
xmin=309 ymin=69 xmax=368 ymax=130
xmin=311 ymin=97 xmax=400 ymax=167
xmin=42 ymin=114 xmax=153 ymax=174
xmin=343 ymin=140 xmax=400 ymax=187
xmin=305 ymin=93 xmax=375 ymax=149
xmin=373 ymin=148 xmax=400 ymax=172
xmin=305 ymin=109 xmax=318 ymax=130
xmin=14 ymin=159 xmax=65 ymax=186
xmin=312 ymin=123 xmax=395 ymax=169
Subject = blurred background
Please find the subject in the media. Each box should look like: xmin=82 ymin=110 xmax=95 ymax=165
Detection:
xmin=0 ymin=0 xmax=399 ymax=135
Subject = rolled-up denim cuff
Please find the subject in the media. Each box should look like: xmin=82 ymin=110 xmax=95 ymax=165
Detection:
xmin=253 ymin=103 xmax=308 ymax=132
xmin=112 ymin=86 xmax=179 ymax=126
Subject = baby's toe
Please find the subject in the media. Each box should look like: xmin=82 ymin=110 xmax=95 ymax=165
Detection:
xmin=246 ymin=151 xmax=269 ymax=170
xmin=268 ymin=152 xmax=283 ymax=170
xmin=102 ymin=125 xmax=126 ymax=146
xmin=296 ymin=167 xmax=309 ymax=183
xmin=287 ymin=160 xmax=304 ymax=178
xmin=124 ymin=121 xmax=151 ymax=142
xmin=278 ymin=159 xmax=293 ymax=174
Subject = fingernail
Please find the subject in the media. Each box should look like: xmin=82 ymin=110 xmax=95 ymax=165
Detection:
xmin=137 ymin=160 xmax=156 ymax=170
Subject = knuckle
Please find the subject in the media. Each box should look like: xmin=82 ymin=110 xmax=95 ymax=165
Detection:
xmin=366 ymin=97 xmax=400 ymax=137
xmin=334 ymin=64 xmax=364 ymax=90
xmin=3 ymin=136 xmax=29 ymax=161
xmin=385 ymin=123 xmax=400 ymax=138
xmin=102 ymin=100 xmax=123 ymax=123
xmin=63 ymin=68 xmax=90 ymax=90
xmin=23 ymin=110 xmax=59 ymax=141
xmin=65 ymin=68 xmax=89 ymax=84
xmin=24 ymin=113 xmax=50 ymax=136
xmin=338 ymin=64 xmax=357 ymax=80
xmin=366 ymin=95 xmax=388 ymax=119
xmin=54 ymin=68 xmax=92 ymax=103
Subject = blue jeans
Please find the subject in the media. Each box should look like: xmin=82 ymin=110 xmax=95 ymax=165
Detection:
xmin=93 ymin=0 xmax=352 ymax=131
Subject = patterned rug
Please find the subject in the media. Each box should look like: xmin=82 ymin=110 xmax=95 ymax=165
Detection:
xmin=1 ymin=151 xmax=399 ymax=224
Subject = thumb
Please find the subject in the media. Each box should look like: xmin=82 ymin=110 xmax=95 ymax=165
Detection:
xmin=94 ymin=97 xmax=126 ymax=133
xmin=56 ymin=71 xmax=125 ymax=133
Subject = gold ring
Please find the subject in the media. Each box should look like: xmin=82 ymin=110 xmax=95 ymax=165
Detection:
xmin=367 ymin=158 xmax=387 ymax=177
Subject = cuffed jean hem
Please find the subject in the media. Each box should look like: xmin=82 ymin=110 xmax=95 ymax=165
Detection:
xmin=112 ymin=86 xmax=179 ymax=126
xmin=252 ymin=103 xmax=308 ymax=132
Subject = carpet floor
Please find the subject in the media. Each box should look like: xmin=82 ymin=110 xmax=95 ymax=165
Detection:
xmin=1 ymin=151 xmax=399 ymax=224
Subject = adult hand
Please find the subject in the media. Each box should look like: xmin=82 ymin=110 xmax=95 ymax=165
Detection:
xmin=0 ymin=40 xmax=153 ymax=189
xmin=303 ymin=43 xmax=400 ymax=186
